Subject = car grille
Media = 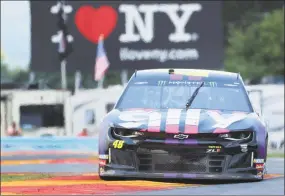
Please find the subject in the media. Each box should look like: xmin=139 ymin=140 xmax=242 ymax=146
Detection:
xmin=110 ymin=149 xmax=136 ymax=167
xmin=109 ymin=148 xmax=253 ymax=174
xmin=137 ymin=144 xmax=226 ymax=173
xmin=228 ymin=152 xmax=252 ymax=169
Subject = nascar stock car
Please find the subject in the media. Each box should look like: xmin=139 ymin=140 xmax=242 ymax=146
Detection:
xmin=98 ymin=69 xmax=268 ymax=181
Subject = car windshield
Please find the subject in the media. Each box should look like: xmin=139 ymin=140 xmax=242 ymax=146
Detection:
xmin=116 ymin=79 xmax=252 ymax=112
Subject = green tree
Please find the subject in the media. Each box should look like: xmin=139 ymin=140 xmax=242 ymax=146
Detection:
xmin=1 ymin=50 xmax=12 ymax=82
xmin=225 ymin=8 xmax=284 ymax=80
xmin=10 ymin=67 xmax=29 ymax=83
xmin=223 ymin=1 xmax=284 ymax=44
xmin=1 ymin=51 xmax=29 ymax=83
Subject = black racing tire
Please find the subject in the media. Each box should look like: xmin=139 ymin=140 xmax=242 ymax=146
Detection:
xmin=99 ymin=175 xmax=125 ymax=181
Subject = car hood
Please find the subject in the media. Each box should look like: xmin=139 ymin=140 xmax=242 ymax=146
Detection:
xmin=107 ymin=108 xmax=260 ymax=134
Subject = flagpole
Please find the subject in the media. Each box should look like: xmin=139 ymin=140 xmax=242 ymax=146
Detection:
xmin=57 ymin=0 xmax=69 ymax=90
xmin=97 ymin=76 xmax=104 ymax=88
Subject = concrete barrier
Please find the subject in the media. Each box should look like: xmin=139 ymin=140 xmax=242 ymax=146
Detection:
xmin=1 ymin=137 xmax=98 ymax=154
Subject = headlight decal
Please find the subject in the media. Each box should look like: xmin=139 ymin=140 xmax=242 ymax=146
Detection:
xmin=112 ymin=128 xmax=144 ymax=138
xmin=218 ymin=131 xmax=252 ymax=141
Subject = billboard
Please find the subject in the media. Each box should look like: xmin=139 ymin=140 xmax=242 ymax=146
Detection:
xmin=30 ymin=1 xmax=223 ymax=73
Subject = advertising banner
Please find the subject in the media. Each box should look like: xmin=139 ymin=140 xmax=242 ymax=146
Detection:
xmin=30 ymin=1 xmax=223 ymax=73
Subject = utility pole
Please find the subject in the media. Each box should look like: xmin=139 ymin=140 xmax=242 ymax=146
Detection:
xmin=50 ymin=0 xmax=73 ymax=90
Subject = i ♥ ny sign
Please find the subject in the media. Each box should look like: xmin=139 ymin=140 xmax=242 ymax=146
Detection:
xmin=30 ymin=1 xmax=223 ymax=73
xmin=75 ymin=4 xmax=202 ymax=44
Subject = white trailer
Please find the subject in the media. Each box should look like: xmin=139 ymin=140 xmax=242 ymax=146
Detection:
xmin=0 ymin=89 xmax=71 ymax=137
xmin=65 ymin=85 xmax=124 ymax=136
xmin=246 ymin=84 xmax=284 ymax=150
xmin=246 ymin=84 xmax=284 ymax=131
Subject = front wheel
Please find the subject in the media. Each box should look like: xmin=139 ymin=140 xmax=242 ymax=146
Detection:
xmin=99 ymin=175 xmax=125 ymax=181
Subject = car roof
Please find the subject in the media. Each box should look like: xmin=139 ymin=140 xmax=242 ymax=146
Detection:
xmin=134 ymin=69 xmax=241 ymax=82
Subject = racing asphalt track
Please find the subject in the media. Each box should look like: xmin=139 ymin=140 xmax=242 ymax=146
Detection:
xmin=1 ymin=154 xmax=284 ymax=195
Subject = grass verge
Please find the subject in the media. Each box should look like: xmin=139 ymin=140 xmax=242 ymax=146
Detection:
xmin=1 ymin=173 xmax=53 ymax=182
xmin=268 ymin=152 xmax=284 ymax=158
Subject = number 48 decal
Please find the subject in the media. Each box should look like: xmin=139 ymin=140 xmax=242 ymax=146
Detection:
xmin=113 ymin=140 xmax=124 ymax=149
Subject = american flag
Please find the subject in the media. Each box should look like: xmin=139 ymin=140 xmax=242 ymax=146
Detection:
xmin=94 ymin=35 xmax=110 ymax=81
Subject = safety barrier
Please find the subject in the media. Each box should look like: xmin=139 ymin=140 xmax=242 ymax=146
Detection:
xmin=1 ymin=137 xmax=98 ymax=154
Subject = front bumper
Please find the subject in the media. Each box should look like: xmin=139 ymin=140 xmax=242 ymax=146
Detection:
xmin=99 ymin=139 xmax=264 ymax=180
xmin=99 ymin=168 xmax=263 ymax=180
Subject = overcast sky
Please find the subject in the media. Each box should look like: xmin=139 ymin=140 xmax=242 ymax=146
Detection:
xmin=1 ymin=1 xmax=30 ymax=69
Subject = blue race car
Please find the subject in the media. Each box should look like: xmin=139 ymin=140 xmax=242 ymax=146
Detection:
xmin=98 ymin=69 xmax=268 ymax=181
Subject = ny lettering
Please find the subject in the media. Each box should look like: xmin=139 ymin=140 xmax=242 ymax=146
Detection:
xmin=119 ymin=4 xmax=202 ymax=43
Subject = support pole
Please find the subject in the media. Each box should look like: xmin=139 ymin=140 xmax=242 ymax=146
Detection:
xmin=74 ymin=70 xmax=81 ymax=94
xmin=29 ymin=72 xmax=35 ymax=84
xmin=121 ymin=69 xmax=128 ymax=86
xmin=61 ymin=59 xmax=67 ymax=89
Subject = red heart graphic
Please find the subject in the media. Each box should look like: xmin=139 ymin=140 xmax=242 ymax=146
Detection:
xmin=75 ymin=5 xmax=118 ymax=44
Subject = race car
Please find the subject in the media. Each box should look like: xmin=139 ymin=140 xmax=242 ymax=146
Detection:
xmin=98 ymin=69 xmax=268 ymax=181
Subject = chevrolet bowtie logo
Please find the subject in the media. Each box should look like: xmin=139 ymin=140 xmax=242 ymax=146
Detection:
xmin=173 ymin=134 xmax=189 ymax=140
